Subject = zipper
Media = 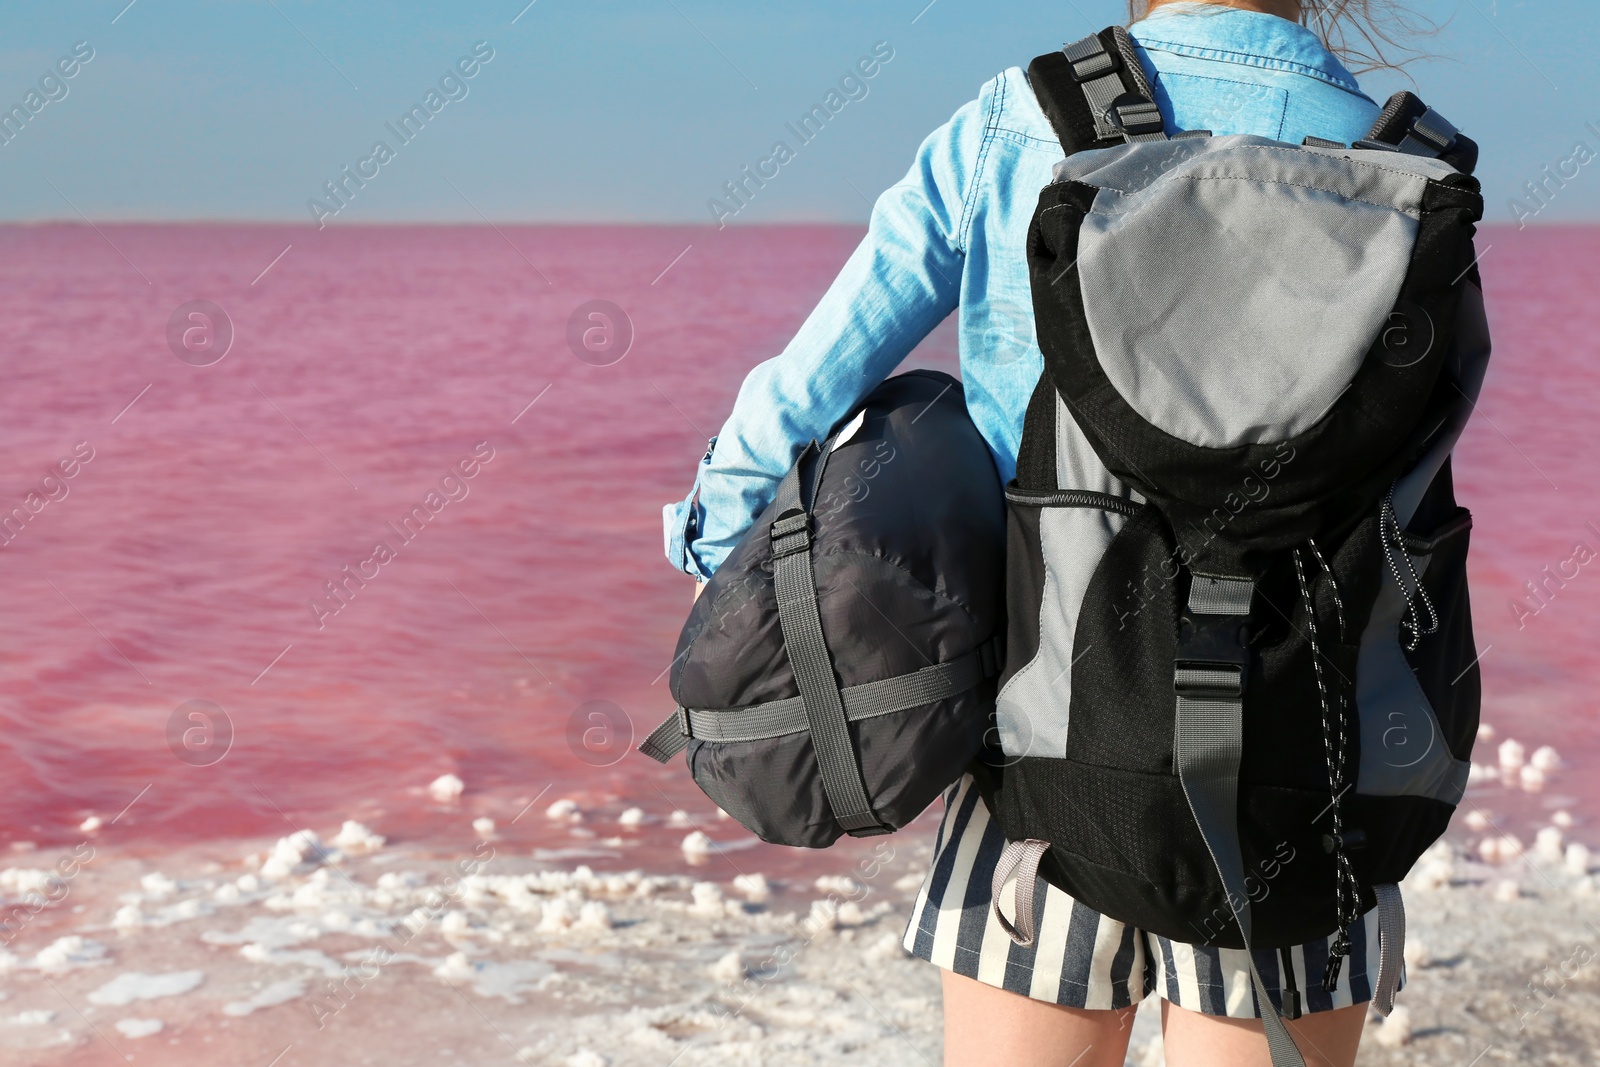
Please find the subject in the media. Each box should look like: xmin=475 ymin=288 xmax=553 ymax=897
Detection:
xmin=1397 ymin=507 xmax=1473 ymax=555
xmin=1004 ymin=486 xmax=1143 ymax=517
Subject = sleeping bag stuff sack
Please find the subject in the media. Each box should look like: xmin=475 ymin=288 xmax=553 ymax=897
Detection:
xmin=639 ymin=370 xmax=1007 ymax=848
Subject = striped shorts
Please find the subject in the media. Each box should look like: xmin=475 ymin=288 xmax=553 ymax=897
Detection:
xmin=901 ymin=775 xmax=1400 ymax=1018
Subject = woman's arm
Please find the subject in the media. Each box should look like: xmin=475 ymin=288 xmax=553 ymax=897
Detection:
xmin=664 ymin=78 xmax=997 ymax=580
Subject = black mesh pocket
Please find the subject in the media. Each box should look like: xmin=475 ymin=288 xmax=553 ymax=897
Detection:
xmin=1067 ymin=505 xmax=1181 ymax=774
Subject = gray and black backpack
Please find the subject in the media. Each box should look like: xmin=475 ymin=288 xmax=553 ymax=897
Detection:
xmin=974 ymin=27 xmax=1488 ymax=1065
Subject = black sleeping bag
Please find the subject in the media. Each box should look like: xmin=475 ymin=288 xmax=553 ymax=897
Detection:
xmin=639 ymin=370 xmax=1007 ymax=848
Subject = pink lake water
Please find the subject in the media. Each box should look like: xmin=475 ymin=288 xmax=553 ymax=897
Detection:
xmin=0 ymin=223 xmax=1595 ymax=877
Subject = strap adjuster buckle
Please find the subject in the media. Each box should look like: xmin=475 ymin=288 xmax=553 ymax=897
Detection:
xmin=1174 ymin=613 xmax=1251 ymax=698
xmin=1108 ymin=97 xmax=1164 ymax=136
xmin=1061 ymin=34 xmax=1116 ymax=83
xmin=769 ymin=510 xmax=812 ymax=558
xmin=675 ymin=705 xmax=693 ymax=739
xmin=1404 ymin=107 xmax=1458 ymax=155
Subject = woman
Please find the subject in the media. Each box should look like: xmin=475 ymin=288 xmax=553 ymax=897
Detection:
xmin=664 ymin=3 xmax=1437 ymax=1064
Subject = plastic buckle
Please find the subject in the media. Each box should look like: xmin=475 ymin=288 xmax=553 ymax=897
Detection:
xmin=1109 ymin=96 xmax=1164 ymax=136
xmin=1351 ymin=138 xmax=1400 ymax=153
xmin=769 ymin=510 xmax=812 ymax=558
xmin=841 ymin=817 xmax=895 ymax=838
xmin=1406 ymin=108 xmax=1458 ymax=154
xmin=1061 ymin=35 xmax=1116 ymax=83
xmin=1173 ymin=613 xmax=1251 ymax=697
xmin=675 ymin=705 xmax=693 ymax=739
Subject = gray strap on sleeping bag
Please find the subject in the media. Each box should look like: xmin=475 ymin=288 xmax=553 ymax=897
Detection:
xmin=766 ymin=441 xmax=890 ymax=836
xmin=638 ymin=643 xmax=997 ymax=760
xmin=1174 ymin=575 xmax=1307 ymax=1067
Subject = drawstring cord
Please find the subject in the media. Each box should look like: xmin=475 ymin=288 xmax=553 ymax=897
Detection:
xmin=1306 ymin=539 xmax=1344 ymax=639
xmin=1294 ymin=544 xmax=1361 ymax=992
xmin=1380 ymin=485 xmax=1439 ymax=651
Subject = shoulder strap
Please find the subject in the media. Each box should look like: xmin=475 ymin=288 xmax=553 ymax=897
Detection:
xmin=1359 ymin=90 xmax=1479 ymax=175
xmin=1028 ymin=26 xmax=1170 ymax=157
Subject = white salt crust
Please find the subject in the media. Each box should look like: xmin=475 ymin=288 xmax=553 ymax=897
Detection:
xmin=428 ymin=774 xmax=465 ymax=803
xmin=0 ymin=799 xmax=1593 ymax=1065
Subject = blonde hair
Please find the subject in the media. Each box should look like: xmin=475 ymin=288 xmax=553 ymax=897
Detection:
xmin=1128 ymin=1 xmax=1438 ymax=74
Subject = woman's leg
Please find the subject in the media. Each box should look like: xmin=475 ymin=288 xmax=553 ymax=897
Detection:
xmin=942 ymin=969 xmax=1138 ymax=1067
xmin=1159 ymin=999 xmax=1367 ymax=1067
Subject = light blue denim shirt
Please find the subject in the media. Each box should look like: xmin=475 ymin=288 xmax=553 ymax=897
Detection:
xmin=664 ymin=4 xmax=1382 ymax=579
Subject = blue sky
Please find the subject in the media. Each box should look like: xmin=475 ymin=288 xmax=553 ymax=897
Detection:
xmin=0 ymin=1 xmax=1593 ymax=227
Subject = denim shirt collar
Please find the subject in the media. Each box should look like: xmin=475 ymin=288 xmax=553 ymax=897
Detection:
xmin=1131 ymin=2 xmax=1363 ymax=93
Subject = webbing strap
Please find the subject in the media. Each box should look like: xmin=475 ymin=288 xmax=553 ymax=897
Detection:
xmin=1187 ymin=574 xmax=1255 ymax=615
xmin=1372 ymin=883 xmax=1407 ymax=1017
xmin=637 ymin=638 xmax=998 ymax=761
xmin=770 ymin=445 xmax=888 ymax=836
xmin=638 ymin=706 xmax=693 ymax=763
xmin=992 ymin=838 xmax=1051 ymax=946
xmin=1174 ymin=578 xmax=1307 ymax=1067
xmin=1061 ymin=29 xmax=1168 ymax=144
xmin=1360 ymin=91 xmax=1477 ymax=174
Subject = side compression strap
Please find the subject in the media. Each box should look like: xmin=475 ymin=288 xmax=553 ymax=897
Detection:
xmin=1174 ymin=575 xmax=1307 ymax=1067
xmin=638 ymin=639 xmax=999 ymax=761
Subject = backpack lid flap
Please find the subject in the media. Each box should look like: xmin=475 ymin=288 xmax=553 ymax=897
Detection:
xmin=1060 ymin=135 xmax=1460 ymax=450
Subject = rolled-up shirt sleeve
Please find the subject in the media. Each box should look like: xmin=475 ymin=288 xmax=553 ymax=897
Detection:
xmin=663 ymin=77 xmax=996 ymax=579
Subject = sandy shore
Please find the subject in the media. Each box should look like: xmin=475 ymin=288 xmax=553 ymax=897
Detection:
xmin=0 ymin=812 xmax=1594 ymax=1067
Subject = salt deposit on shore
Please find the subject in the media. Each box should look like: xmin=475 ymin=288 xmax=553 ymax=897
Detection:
xmin=0 ymin=767 xmax=1595 ymax=1066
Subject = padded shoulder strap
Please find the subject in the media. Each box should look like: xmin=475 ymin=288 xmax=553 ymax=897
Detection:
xmin=1361 ymin=91 xmax=1480 ymax=175
xmin=1028 ymin=25 xmax=1168 ymax=157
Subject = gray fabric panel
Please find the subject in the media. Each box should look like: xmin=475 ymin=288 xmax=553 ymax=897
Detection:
xmin=1054 ymin=394 xmax=1132 ymax=498
xmin=1073 ymin=139 xmax=1435 ymax=448
xmin=1043 ymin=134 xmax=1459 ymax=451
xmin=996 ymin=504 xmax=1128 ymax=759
xmin=1354 ymin=286 xmax=1488 ymax=803
xmin=1353 ymin=546 xmax=1469 ymax=804
xmin=1051 ymin=134 xmax=1459 ymax=200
